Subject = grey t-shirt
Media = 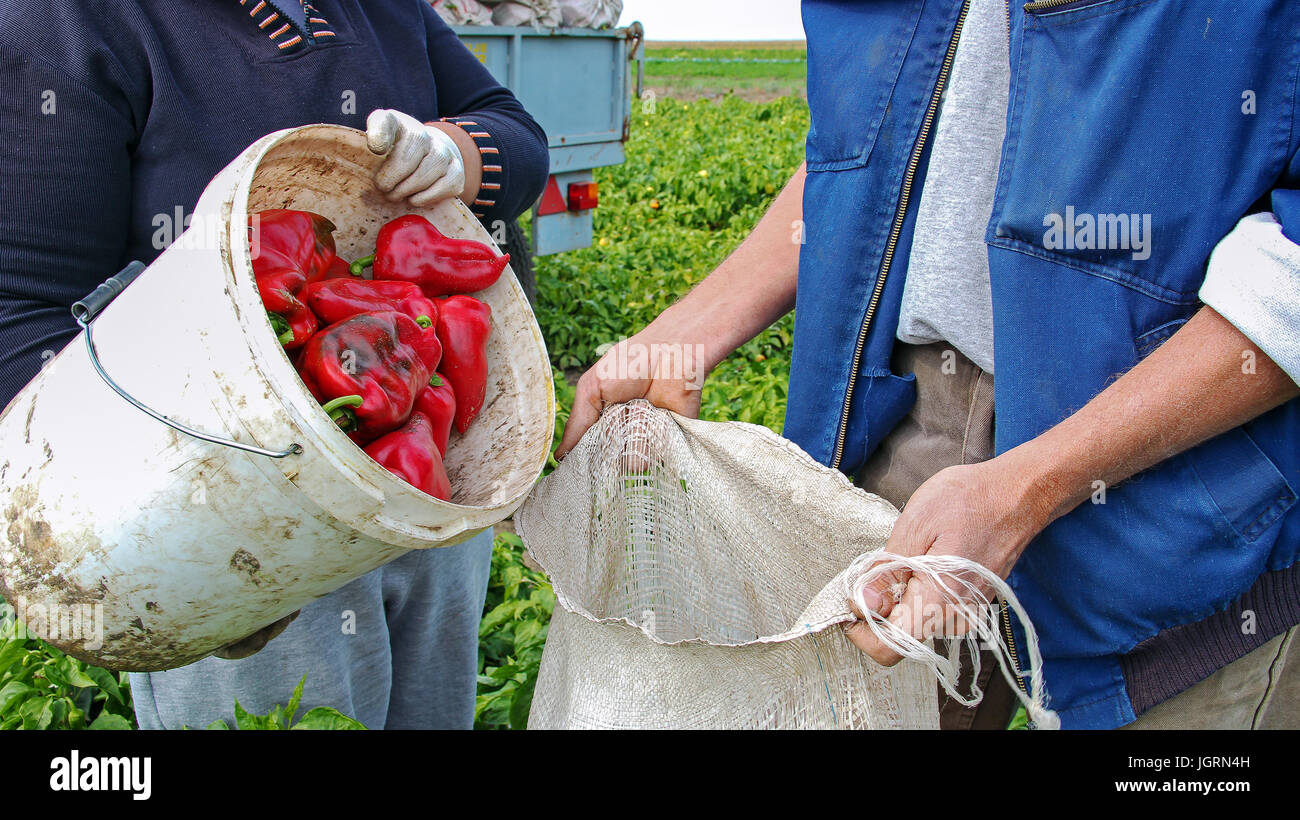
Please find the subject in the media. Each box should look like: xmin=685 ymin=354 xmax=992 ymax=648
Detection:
xmin=895 ymin=0 xmax=1009 ymax=374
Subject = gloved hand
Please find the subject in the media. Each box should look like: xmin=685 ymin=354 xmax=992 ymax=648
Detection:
xmin=366 ymin=108 xmax=466 ymax=206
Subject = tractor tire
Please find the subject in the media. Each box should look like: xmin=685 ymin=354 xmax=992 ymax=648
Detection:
xmin=501 ymin=218 xmax=537 ymax=308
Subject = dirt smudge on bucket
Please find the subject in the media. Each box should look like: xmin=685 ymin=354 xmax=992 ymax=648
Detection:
xmin=1 ymin=485 xmax=108 ymax=605
xmin=229 ymin=548 xmax=263 ymax=586
xmin=23 ymin=396 xmax=36 ymax=444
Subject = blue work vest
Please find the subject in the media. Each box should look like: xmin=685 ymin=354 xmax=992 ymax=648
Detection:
xmin=788 ymin=0 xmax=1300 ymax=728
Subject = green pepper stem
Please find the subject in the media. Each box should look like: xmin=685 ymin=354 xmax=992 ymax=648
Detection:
xmin=321 ymin=394 xmax=364 ymax=415
xmin=349 ymin=254 xmax=375 ymax=277
xmin=416 ymin=315 xmax=433 ymax=329
xmin=429 ymin=374 xmax=443 ymax=387
xmin=267 ymin=311 xmax=295 ymax=346
xmin=320 ymin=394 xmax=364 ymax=431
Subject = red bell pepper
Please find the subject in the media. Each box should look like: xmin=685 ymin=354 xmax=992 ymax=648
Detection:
xmin=414 ymin=374 xmax=457 ymax=457
xmin=350 ymin=214 xmax=510 ymax=297
xmin=261 ymin=295 xmax=316 ymax=350
xmin=304 ymin=279 xmax=442 ymax=369
xmin=363 ymin=411 xmax=452 ymax=501
xmin=249 ymin=209 xmax=338 ymax=349
xmin=306 ymin=254 xmax=358 ymax=285
xmin=303 ymin=279 xmax=439 ymax=329
xmin=296 ymin=311 xmax=432 ymax=443
xmin=434 ymin=295 xmax=492 ymax=434
xmin=301 ymin=281 xmax=443 ymax=372
xmin=407 ymin=322 xmax=443 ymax=374
xmin=250 ymin=209 xmax=338 ymax=280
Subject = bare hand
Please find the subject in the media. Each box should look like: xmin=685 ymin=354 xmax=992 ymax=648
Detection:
xmin=844 ymin=460 xmax=1052 ymax=665
xmin=555 ymin=328 xmax=712 ymax=460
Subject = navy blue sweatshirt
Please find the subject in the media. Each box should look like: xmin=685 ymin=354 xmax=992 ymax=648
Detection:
xmin=0 ymin=0 xmax=548 ymax=407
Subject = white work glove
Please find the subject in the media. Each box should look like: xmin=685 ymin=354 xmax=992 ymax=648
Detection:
xmin=365 ymin=108 xmax=466 ymax=206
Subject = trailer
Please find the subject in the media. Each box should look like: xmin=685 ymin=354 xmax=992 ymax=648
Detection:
xmin=454 ymin=22 xmax=645 ymax=300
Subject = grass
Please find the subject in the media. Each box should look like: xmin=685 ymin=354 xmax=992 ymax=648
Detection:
xmin=531 ymin=93 xmax=809 ymax=437
xmin=641 ymin=40 xmax=807 ymax=101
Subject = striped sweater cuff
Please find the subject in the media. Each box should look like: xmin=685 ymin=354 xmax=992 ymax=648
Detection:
xmin=439 ymin=108 xmax=549 ymax=225
xmin=440 ymin=116 xmax=504 ymax=221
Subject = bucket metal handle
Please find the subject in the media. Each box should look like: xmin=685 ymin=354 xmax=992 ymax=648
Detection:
xmin=71 ymin=262 xmax=303 ymax=459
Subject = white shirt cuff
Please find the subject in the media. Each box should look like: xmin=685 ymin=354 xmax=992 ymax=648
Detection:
xmin=1199 ymin=211 xmax=1300 ymax=386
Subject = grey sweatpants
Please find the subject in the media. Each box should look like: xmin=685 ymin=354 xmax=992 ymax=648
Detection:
xmin=129 ymin=529 xmax=493 ymax=730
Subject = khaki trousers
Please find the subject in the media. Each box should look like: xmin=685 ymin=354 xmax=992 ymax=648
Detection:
xmin=854 ymin=342 xmax=1015 ymax=730
xmin=1121 ymin=626 xmax=1299 ymax=730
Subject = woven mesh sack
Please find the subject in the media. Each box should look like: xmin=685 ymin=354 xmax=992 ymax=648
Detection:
xmin=518 ymin=401 xmax=1057 ymax=729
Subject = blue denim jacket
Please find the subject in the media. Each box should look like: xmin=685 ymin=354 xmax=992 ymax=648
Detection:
xmin=789 ymin=0 xmax=1300 ymax=728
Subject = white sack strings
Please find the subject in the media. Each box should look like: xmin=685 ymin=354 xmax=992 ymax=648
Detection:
xmin=848 ymin=551 xmax=1059 ymax=729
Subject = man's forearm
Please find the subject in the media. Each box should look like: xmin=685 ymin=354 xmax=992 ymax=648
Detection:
xmin=847 ymin=304 xmax=1300 ymax=664
xmin=1005 ymin=305 xmax=1300 ymax=530
xmin=650 ymin=164 xmax=805 ymax=372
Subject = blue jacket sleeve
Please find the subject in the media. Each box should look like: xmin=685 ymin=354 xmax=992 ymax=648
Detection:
xmin=1271 ymin=189 xmax=1300 ymax=244
xmin=0 ymin=46 xmax=136 ymax=408
xmin=420 ymin=4 xmax=549 ymax=225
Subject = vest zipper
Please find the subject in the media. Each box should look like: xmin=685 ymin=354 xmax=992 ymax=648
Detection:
xmin=826 ymin=1 xmax=1032 ymax=724
xmin=999 ymin=598 xmax=1030 ymax=702
xmin=1023 ymin=0 xmax=1093 ymax=11
xmin=829 ymin=0 xmax=971 ymax=470
xmin=997 ymin=3 xmax=1027 ymax=715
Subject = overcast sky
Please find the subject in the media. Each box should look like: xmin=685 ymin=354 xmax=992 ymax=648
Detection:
xmin=619 ymin=0 xmax=805 ymax=41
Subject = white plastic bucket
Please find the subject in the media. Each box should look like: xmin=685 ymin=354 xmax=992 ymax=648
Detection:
xmin=0 ymin=125 xmax=555 ymax=670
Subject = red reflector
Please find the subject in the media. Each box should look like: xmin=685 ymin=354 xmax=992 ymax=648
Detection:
xmin=567 ymin=181 xmax=598 ymax=211
xmin=537 ymin=176 xmax=567 ymax=216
